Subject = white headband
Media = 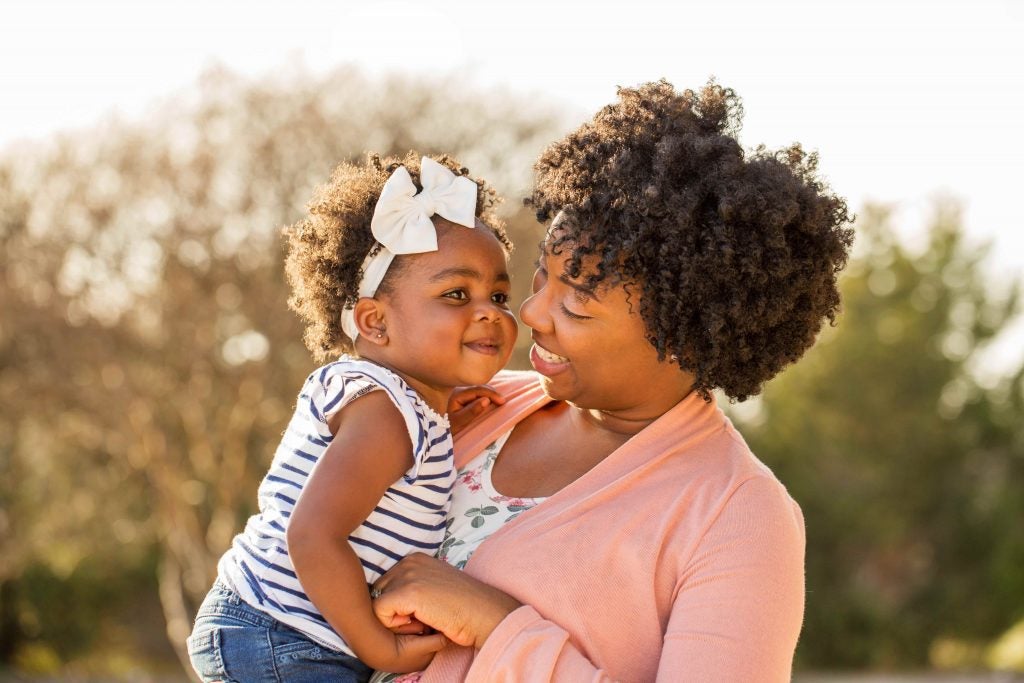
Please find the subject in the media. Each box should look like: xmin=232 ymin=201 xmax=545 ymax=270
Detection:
xmin=341 ymin=156 xmax=478 ymax=341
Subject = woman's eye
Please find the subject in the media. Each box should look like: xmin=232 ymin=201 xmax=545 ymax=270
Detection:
xmin=442 ymin=289 xmax=468 ymax=301
xmin=560 ymin=302 xmax=591 ymax=320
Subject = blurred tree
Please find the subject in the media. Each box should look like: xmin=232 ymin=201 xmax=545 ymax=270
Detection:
xmin=0 ymin=65 xmax=556 ymax=673
xmin=738 ymin=201 xmax=1024 ymax=669
xmin=5 ymin=62 xmax=1022 ymax=676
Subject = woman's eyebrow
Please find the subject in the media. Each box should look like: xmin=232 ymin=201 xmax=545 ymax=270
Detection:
xmin=558 ymin=274 xmax=600 ymax=302
xmin=538 ymin=251 xmax=600 ymax=302
xmin=428 ymin=267 xmax=510 ymax=283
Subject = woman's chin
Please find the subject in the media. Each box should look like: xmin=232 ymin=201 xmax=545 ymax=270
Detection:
xmin=535 ymin=372 xmax=573 ymax=402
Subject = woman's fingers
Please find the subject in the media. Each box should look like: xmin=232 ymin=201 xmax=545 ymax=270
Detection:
xmin=397 ymin=632 xmax=448 ymax=657
xmin=375 ymin=594 xmax=474 ymax=648
xmin=372 ymin=553 xmax=518 ymax=650
xmin=373 ymin=595 xmax=412 ymax=629
xmin=372 ymin=562 xmax=479 ymax=647
xmin=388 ymin=618 xmax=432 ymax=635
xmin=372 ymin=562 xmax=418 ymax=629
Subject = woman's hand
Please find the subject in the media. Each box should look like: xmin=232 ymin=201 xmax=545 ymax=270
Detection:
xmin=371 ymin=553 xmax=522 ymax=650
xmin=447 ymin=385 xmax=506 ymax=435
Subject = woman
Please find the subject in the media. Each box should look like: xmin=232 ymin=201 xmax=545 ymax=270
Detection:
xmin=371 ymin=80 xmax=853 ymax=682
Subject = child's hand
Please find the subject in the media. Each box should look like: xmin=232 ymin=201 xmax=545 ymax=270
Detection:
xmin=448 ymin=385 xmax=506 ymax=435
xmin=372 ymin=631 xmax=449 ymax=674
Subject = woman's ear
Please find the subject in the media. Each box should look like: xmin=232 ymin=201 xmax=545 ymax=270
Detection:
xmin=353 ymin=298 xmax=388 ymax=344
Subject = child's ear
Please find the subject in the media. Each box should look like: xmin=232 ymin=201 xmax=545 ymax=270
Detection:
xmin=353 ymin=298 xmax=388 ymax=344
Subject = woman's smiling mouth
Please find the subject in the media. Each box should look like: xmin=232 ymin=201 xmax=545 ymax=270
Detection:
xmin=530 ymin=342 xmax=571 ymax=375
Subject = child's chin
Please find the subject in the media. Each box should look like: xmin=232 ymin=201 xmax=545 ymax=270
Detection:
xmin=459 ymin=366 xmax=503 ymax=386
xmin=460 ymin=373 xmax=496 ymax=386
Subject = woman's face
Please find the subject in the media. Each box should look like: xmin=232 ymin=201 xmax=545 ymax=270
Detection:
xmin=519 ymin=239 xmax=692 ymax=417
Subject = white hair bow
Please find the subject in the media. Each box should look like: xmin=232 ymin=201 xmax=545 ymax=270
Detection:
xmin=341 ymin=157 xmax=478 ymax=341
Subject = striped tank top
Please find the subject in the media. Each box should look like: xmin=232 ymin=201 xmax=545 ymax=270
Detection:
xmin=217 ymin=357 xmax=455 ymax=655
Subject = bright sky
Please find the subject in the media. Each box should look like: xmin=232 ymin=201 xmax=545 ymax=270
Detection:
xmin=3 ymin=0 xmax=1022 ymax=370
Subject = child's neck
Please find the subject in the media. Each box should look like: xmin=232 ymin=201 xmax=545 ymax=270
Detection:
xmin=353 ymin=350 xmax=452 ymax=417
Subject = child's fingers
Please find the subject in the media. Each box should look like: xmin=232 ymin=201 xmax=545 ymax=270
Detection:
xmin=469 ymin=385 xmax=506 ymax=405
xmin=449 ymin=385 xmax=505 ymax=410
xmin=449 ymin=396 xmax=503 ymax=435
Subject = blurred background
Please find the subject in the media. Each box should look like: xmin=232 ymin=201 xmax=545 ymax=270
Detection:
xmin=1 ymin=0 xmax=1022 ymax=680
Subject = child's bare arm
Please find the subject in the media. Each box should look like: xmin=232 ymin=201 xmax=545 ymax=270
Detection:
xmin=287 ymin=390 xmax=447 ymax=672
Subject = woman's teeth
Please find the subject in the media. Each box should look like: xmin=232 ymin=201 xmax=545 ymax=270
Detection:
xmin=535 ymin=344 xmax=569 ymax=364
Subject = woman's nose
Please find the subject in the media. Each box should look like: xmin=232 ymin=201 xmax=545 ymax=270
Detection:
xmin=519 ymin=288 xmax=549 ymax=332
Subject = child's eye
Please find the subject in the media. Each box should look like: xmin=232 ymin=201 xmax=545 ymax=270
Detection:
xmin=442 ymin=289 xmax=468 ymax=301
xmin=560 ymin=302 xmax=591 ymax=320
xmin=491 ymin=292 xmax=510 ymax=306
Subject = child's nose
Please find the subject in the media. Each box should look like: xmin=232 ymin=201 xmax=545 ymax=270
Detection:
xmin=474 ymin=300 xmax=503 ymax=322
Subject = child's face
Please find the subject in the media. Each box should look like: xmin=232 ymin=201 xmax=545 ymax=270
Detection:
xmin=376 ymin=218 xmax=518 ymax=394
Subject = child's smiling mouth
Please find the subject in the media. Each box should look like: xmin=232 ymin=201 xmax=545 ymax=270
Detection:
xmin=464 ymin=338 xmax=502 ymax=356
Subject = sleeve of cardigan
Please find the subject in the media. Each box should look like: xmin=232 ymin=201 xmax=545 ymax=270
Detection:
xmin=464 ymin=605 xmax=616 ymax=683
xmin=656 ymin=475 xmax=806 ymax=682
xmin=464 ymin=476 xmax=806 ymax=683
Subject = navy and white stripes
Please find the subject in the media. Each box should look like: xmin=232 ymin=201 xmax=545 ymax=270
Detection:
xmin=217 ymin=357 xmax=454 ymax=655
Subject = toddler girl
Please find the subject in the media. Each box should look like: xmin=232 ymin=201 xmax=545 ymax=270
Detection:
xmin=186 ymin=153 xmax=518 ymax=682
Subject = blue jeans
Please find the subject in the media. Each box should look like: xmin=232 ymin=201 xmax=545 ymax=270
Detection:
xmin=187 ymin=579 xmax=372 ymax=683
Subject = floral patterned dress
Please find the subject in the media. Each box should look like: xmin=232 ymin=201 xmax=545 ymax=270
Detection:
xmin=370 ymin=430 xmax=546 ymax=683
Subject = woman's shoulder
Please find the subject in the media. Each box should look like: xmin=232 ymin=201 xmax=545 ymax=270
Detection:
xmin=708 ymin=423 xmax=805 ymax=533
xmin=644 ymin=425 xmax=805 ymax=573
xmin=657 ymin=415 xmax=803 ymax=531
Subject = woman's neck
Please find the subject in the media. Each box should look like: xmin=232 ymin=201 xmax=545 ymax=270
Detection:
xmin=571 ymin=383 xmax=695 ymax=437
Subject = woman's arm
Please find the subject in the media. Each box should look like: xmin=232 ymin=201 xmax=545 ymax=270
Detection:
xmin=374 ymin=477 xmax=805 ymax=682
xmin=288 ymin=391 xmax=448 ymax=672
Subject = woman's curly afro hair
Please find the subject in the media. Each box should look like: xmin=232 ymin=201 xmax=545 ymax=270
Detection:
xmin=283 ymin=151 xmax=508 ymax=361
xmin=529 ymin=80 xmax=854 ymax=401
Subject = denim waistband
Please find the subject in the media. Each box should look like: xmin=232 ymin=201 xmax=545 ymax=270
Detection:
xmin=196 ymin=578 xmax=278 ymax=629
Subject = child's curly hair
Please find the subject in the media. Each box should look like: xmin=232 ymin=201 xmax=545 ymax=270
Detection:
xmin=528 ymin=80 xmax=854 ymax=401
xmin=284 ymin=152 xmax=509 ymax=361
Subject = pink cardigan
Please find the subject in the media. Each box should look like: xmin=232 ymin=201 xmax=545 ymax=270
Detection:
xmin=422 ymin=372 xmax=806 ymax=683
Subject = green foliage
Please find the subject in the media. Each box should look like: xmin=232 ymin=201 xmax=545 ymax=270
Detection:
xmin=6 ymin=554 xmax=167 ymax=667
xmin=739 ymin=202 xmax=1024 ymax=669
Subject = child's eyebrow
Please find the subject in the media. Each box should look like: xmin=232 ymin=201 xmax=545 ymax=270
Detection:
xmin=428 ymin=267 xmax=510 ymax=283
